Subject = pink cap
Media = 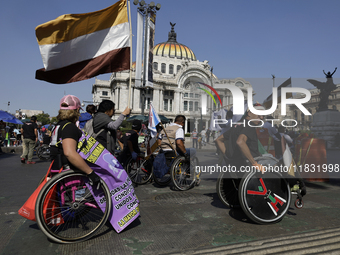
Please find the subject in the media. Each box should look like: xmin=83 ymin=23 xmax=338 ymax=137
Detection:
xmin=60 ymin=95 xmax=82 ymax=110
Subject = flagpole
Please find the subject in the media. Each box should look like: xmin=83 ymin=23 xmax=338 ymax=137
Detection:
xmin=127 ymin=0 xmax=133 ymax=109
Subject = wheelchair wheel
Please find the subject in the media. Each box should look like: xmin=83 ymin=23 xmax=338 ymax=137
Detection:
xmin=153 ymin=170 xmax=172 ymax=186
xmin=171 ymin=156 xmax=196 ymax=191
xmin=35 ymin=169 xmax=112 ymax=243
xmin=238 ymin=171 xmax=291 ymax=224
xmin=37 ymin=145 xmax=51 ymax=160
xmin=126 ymin=157 xmax=153 ymax=185
xmin=216 ymin=172 xmax=240 ymax=208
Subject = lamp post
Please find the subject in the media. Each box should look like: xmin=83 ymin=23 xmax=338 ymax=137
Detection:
xmin=133 ymin=0 xmax=161 ymax=116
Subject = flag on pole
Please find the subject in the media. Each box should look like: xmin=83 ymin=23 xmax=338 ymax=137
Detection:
xmin=263 ymin=78 xmax=292 ymax=109
xmin=35 ymin=0 xmax=130 ymax=84
xmin=148 ymin=103 xmax=161 ymax=137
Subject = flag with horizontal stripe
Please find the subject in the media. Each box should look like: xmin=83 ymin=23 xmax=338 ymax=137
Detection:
xmin=263 ymin=77 xmax=292 ymax=109
xmin=35 ymin=0 xmax=130 ymax=84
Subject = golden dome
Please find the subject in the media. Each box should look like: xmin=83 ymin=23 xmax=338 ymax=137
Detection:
xmin=153 ymin=23 xmax=196 ymax=61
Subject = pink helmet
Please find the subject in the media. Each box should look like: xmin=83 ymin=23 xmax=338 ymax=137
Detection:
xmin=60 ymin=95 xmax=83 ymax=110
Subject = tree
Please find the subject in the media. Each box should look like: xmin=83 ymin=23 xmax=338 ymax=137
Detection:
xmin=50 ymin=117 xmax=58 ymax=124
xmin=36 ymin=113 xmax=50 ymax=125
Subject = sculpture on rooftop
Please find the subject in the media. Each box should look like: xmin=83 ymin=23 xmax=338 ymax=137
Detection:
xmin=307 ymin=67 xmax=337 ymax=111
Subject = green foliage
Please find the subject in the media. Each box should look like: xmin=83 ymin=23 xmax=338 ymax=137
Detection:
xmin=120 ymin=120 xmax=132 ymax=129
xmin=36 ymin=113 xmax=50 ymax=125
xmin=185 ymin=133 xmax=191 ymax=137
xmin=50 ymin=117 xmax=58 ymax=124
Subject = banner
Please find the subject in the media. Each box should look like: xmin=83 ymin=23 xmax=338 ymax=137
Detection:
xmin=135 ymin=12 xmax=143 ymax=87
xmin=77 ymin=133 xmax=139 ymax=233
xmin=145 ymin=11 xmax=156 ymax=88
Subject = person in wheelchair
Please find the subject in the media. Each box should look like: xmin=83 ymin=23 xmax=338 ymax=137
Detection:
xmin=216 ymin=104 xmax=267 ymax=174
xmin=158 ymin=115 xmax=196 ymax=160
xmin=117 ymin=120 xmax=142 ymax=168
xmin=49 ymin=95 xmax=101 ymax=189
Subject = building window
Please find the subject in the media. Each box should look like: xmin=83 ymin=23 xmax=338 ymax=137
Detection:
xmin=184 ymin=93 xmax=188 ymax=97
xmin=161 ymin=63 xmax=166 ymax=73
xmin=177 ymin=65 xmax=181 ymax=73
xmin=184 ymin=101 xmax=188 ymax=111
xmin=153 ymin=62 xmax=158 ymax=70
xmin=163 ymin=99 xmax=173 ymax=111
xmin=102 ymin=91 xmax=108 ymax=96
xmin=189 ymin=93 xmax=193 ymax=98
xmin=333 ymin=105 xmax=337 ymax=110
xmin=195 ymin=94 xmax=200 ymax=98
xmin=235 ymin=81 xmax=244 ymax=87
xmin=194 ymin=102 xmax=199 ymax=111
xmin=189 ymin=101 xmax=193 ymax=111
xmin=169 ymin=64 xmax=174 ymax=74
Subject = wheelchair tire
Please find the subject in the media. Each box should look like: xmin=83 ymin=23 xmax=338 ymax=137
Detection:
xmin=152 ymin=171 xmax=172 ymax=186
xmin=216 ymin=172 xmax=240 ymax=208
xmin=37 ymin=145 xmax=51 ymax=161
xmin=171 ymin=156 xmax=196 ymax=191
xmin=238 ymin=171 xmax=291 ymax=224
xmin=125 ymin=156 xmax=153 ymax=185
xmin=35 ymin=169 xmax=112 ymax=243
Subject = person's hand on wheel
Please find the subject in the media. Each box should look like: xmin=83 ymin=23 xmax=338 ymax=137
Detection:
xmin=184 ymin=153 xmax=190 ymax=162
xmin=252 ymin=162 xmax=266 ymax=174
xmin=87 ymin=171 xmax=101 ymax=190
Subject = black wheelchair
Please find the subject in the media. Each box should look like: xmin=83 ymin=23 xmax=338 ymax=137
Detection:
xmin=216 ymin=153 xmax=306 ymax=224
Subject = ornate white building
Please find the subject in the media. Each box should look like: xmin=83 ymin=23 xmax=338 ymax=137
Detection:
xmin=92 ymin=24 xmax=253 ymax=133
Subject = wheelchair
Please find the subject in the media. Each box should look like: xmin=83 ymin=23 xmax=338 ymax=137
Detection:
xmin=35 ymin=168 xmax=112 ymax=243
xmin=152 ymin=150 xmax=199 ymax=191
xmin=216 ymin=154 xmax=306 ymax=224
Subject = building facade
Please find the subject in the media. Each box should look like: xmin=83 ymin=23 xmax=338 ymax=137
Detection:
xmin=92 ymin=24 xmax=252 ymax=133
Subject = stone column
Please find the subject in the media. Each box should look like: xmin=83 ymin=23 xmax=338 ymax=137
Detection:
xmin=185 ymin=118 xmax=188 ymax=133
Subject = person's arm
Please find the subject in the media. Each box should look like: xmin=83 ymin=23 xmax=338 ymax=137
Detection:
xmin=62 ymin=138 xmax=93 ymax=175
xmin=106 ymin=107 xmax=131 ymax=130
xmin=118 ymin=140 xmax=124 ymax=150
xmin=34 ymin=128 xmax=38 ymax=142
xmin=215 ymin=133 xmax=226 ymax=154
xmin=236 ymin=134 xmax=256 ymax=164
xmin=176 ymin=139 xmax=186 ymax=155
xmin=237 ymin=134 xmax=265 ymax=173
xmin=107 ymin=114 xmax=125 ymax=130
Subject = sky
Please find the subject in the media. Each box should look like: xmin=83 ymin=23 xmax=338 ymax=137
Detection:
xmin=1 ymin=0 xmax=340 ymax=117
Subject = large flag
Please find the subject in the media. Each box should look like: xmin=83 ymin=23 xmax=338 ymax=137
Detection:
xmin=263 ymin=77 xmax=292 ymax=109
xmin=35 ymin=0 xmax=130 ymax=84
xmin=148 ymin=103 xmax=161 ymax=137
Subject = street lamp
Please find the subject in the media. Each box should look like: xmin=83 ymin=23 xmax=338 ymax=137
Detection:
xmin=133 ymin=0 xmax=161 ymax=116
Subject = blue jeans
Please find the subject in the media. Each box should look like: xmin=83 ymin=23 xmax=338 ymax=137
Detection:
xmin=192 ymin=139 xmax=198 ymax=149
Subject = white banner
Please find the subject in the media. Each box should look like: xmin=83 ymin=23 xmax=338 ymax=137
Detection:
xmin=145 ymin=12 xmax=155 ymax=88
xmin=135 ymin=12 xmax=143 ymax=87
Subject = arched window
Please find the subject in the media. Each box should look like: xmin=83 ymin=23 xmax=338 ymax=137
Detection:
xmin=161 ymin=63 xmax=166 ymax=73
xmin=177 ymin=65 xmax=181 ymax=73
xmin=153 ymin=62 xmax=158 ymax=70
xmin=169 ymin=64 xmax=174 ymax=74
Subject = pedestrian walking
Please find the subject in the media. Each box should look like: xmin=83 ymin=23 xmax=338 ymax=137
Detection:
xmin=20 ymin=116 xmax=38 ymax=164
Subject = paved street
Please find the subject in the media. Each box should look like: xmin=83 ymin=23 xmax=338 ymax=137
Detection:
xmin=1 ymin=147 xmax=340 ymax=254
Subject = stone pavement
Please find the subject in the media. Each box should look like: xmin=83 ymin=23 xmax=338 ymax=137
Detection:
xmin=1 ymin=147 xmax=340 ymax=255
